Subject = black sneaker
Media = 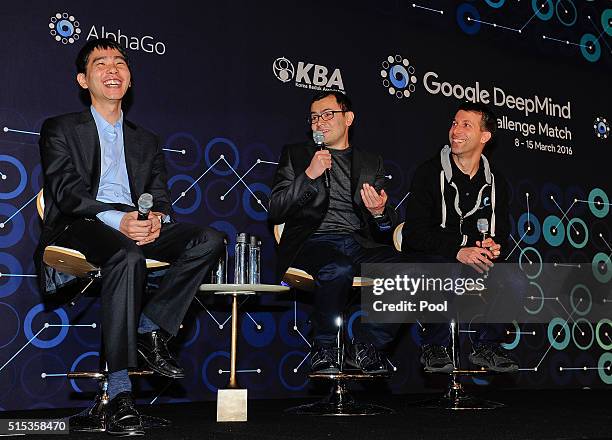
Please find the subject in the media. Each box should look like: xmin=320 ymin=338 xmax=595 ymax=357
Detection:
xmin=310 ymin=346 xmax=341 ymax=374
xmin=420 ymin=344 xmax=453 ymax=373
xmin=345 ymin=341 xmax=389 ymax=375
xmin=469 ymin=342 xmax=518 ymax=373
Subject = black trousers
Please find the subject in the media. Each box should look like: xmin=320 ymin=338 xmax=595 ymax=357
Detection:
xmin=56 ymin=218 xmax=225 ymax=373
xmin=292 ymin=233 xmax=405 ymax=351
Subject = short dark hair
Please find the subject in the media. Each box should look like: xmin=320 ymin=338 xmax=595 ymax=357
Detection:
xmin=75 ymin=38 xmax=130 ymax=74
xmin=457 ymin=102 xmax=497 ymax=138
xmin=310 ymin=91 xmax=352 ymax=112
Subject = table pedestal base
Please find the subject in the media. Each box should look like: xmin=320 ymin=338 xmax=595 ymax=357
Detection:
xmin=217 ymin=388 xmax=248 ymax=422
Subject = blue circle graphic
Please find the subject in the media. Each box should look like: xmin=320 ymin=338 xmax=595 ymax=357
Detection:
xmin=518 ymin=212 xmax=541 ymax=245
xmin=456 ymin=3 xmax=481 ymax=35
xmin=542 ymin=215 xmax=564 ymax=247
xmin=0 ymin=302 xmax=20 ymax=348
xmin=168 ymin=174 xmax=202 ymax=215
xmin=532 ymin=0 xmax=554 ymax=21
xmin=70 ymin=352 xmax=100 ymax=392
xmin=242 ymin=183 xmax=270 ymax=221
xmin=0 ymin=203 xmax=25 ymax=248
xmin=164 ymin=132 xmax=202 ymax=172
xmin=181 ymin=317 xmax=201 ymax=349
xmin=566 ymin=218 xmax=588 ymax=248
xmin=278 ymin=351 xmax=309 ymax=391
xmin=0 ymin=252 xmax=23 ymax=298
xmin=56 ymin=19 xmax=74 ymax=37
xmin=205 ymin=137 xmax=240 ymax=177
xmin=0 ymin=155 xmax=27 ymax=200
xmin=580 ymin=34 xmax=601 ymax=63
xmin=555 ymin=0 xmax=577 ymax=26
xmin=389 ymin=65 xmax=409 ymax=89
xmin=201 ymin=351 xmax=230 ymax=393
xmin=485 ymin=0 xmax=505 ymax=8
xmin=547 ymin=318 xmax=570 ymax=350
xmin=23 ymin=303 xmax=69 ymax=349
xmin=241 ymin=312 xmax=276 ymax=348
xmin=591 ymin=253 xmax=611 ymax=283
xmin=347 ymin=310 xmax=366 ymax=341
xmin=588 ymin=188 xmax=609 ymax=218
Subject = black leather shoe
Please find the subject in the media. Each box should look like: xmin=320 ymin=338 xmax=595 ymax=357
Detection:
xmin=310 ymin=346 xmax=341 ymax=374
xmin=345 ymin=341 xmax=389 ymax=375
xmin=106 ymin=392 xmax=144 ymax=436
xmin=137 ymin=330 xmax=185 ymax=378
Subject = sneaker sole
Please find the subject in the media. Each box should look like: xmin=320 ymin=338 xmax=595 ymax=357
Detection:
xmin=469 ymin=357 xmax=519 ymax=373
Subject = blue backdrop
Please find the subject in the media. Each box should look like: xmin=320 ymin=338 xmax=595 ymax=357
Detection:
xmin=0 ymin=0 xmax=610 ymax=410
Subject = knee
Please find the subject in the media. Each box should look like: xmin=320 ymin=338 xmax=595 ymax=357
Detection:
xmin=106 ymin=242 xmax=145 ymax=269
xmin=317 ymin=259 xmax=355 ymax=283
xmin=189 ymin=227 xmax=226 ymax=259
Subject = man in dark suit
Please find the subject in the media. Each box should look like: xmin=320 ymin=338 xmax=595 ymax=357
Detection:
xmin=35 ymin=38 xmax=224 ymax=436
xmin=269 ymin=91 xmax=403 ymax=375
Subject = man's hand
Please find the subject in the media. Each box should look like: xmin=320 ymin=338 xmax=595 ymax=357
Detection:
xmin=456 ymin=246 xmax=495 ymax=274
xmin=476 ymin=237 xmax=501 ymax=260
xmin=118 ymin=211 xmax=161 ymax=246
xmin=360 ymin=183 xmax=387 ymax=216
xmin=305 ymin=149 xmax=331 ymax=180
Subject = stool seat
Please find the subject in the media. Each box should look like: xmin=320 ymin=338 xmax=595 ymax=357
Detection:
xmin=309 ymin=371 xmax=391 ymax=380
xmin=43 ymin=245 xmax=170 ymax=278
xmin=283 ymin=267 xmax=372 ymax=292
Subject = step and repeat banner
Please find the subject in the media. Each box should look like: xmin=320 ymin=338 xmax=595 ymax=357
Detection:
xmin=0 ymin=1 xmax=610 ymax=410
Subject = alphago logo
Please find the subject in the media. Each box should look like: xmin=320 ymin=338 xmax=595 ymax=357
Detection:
xmin=272 ymin=56 xmax=345 ymax=91
xmin=380 ymin=55 xmax=418 ymax=100
xmin=49 ymin=12 xmax=81 ymax=45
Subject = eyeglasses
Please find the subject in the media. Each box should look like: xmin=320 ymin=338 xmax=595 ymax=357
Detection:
xmin=308 ymin=110 xmax=345 ymax=124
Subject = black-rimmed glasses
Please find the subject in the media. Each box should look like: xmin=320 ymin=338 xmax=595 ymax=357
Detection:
xmin=308 ymin=110 xmax=345 ymax=124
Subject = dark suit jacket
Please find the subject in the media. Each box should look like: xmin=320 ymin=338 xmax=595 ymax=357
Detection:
xmin=35 ymin=109 xmax=172 ymax=296
xmin=268 ymin=142 xmax=398 ymax=280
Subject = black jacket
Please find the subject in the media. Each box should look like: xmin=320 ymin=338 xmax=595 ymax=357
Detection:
xmin=402 ymin=146 xmax=510 ymax=259
xmin=269 ymin=142 xmax=398 ymax=280
xmin=35 ymin=109 xmax=171 ymax=295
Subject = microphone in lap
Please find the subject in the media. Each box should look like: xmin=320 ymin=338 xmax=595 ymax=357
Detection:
xmin=137 ymin=193 xmax=153 ymax=221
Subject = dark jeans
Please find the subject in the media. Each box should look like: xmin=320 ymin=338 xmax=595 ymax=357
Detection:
xmin=56 ymin=218 xmax=225 ymax=372
xmin=292 ymin=233 xmax=405 ymax=351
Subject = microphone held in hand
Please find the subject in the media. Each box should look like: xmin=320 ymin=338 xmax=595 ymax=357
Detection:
xmin=476 ymin=218 xmax=489 ymax=243
xmin=313 ymin=130 xmax=330 ymax=188
xmin=137 ymin=193 xmax=153 ymax=221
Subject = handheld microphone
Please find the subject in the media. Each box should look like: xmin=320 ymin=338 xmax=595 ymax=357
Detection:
xmin=313 ymin=130 xmax=330 ymax=188
xmin=477 ymin=218 xmax=489 ymax=243
xmin=137 ymin=193 xmax=153 ymax=221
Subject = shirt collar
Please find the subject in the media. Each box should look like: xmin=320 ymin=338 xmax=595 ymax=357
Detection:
xmin=90 ymin=105 xmax=123 ymax=132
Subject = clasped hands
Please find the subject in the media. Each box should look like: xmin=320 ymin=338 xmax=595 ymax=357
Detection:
xmin=119 ymin=211 xmax=164 ymax=246
xmin=456 ymin=237 xmax=502 ymax=274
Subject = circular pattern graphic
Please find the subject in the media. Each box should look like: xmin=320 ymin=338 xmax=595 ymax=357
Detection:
xmin=278 ymin=351 xmax=309 ymax=391
xmin=593 ymin=117 xmax=609 ymax=139
xmin=204 ymin=178 xmax=240 ymax=218
xmin=48 ymin=12 xmax=81 ymax=44
xmin=580 ymin=34 xmax=601 ymax=63
xmin=201 ymin=351 xmax=230 ymax=393
xmin=21 ymin=353 xmax=66 ymax=399
xmin=602 ymin=9 xmax=612 ymax=37
xmin=571 ymin=318 xmax=594 ymax=351
xmin=380 ymin=55 xmax=417 ymax=99
xmin=273 ymin=57 xmax=295 ymax=83
xmin=279 ymin=309 xmax=311 ymax=348
xmin=456 ymin=3 xmax=481 ymax=35
xmin=168 ymin=174 xmax=202 ymax=215
xmin=532 ymin=0 xmax=554 ymax=21
xmin=242 ymin=183 xmax=270 ymax=221
xmin=587 ymin=188 xmax=609 ymax=218
xmin=241 ymin=312 xmax=276 ymax=348
xmin=591 ymin=252 xmax=611 ymax=283
xmin=555 ymin=0 xmax=577 ymax=26
xmin=518 ymin=213 xmax=541 ymax=245
xmin=0 ymin=302 xmax=20 ymax=348
xmin=0 ymin=155 xmax=27 ymax=200
xmin=595 ymin=319 xmax=612 ymax=350
xmin=204 ymin=137 xmax=240 ymax=177
xmin=566 ymin=218 xmax=588 ymax=248
xmin=542 ymin=215 xmax=564 ymax=247
xmin=524 ymin=281 xmax=544 ymax=315
xmin=519 ymin=247 xmax=543 ymax=280
xmin=547 ymin=318 xmax=570 ymax=350
xmin=0 ymin=203 xmax=25 ymax=248
xmin=569 ymin=284 xmax=591 ymax=316
xmin=164 ymin=132 xmax=202 ymax=172
xmin=597 ymin=352 xmax=612 ymax=385
xmin=485 ymin=0 xmax=505 ymax=8
xmin=69 ymin=352 xmax=100 ymax=393
xmin=0 ymin=252 xmax=24 ymax=298
xmin=23 ymin=304 xmax=69 ymax=349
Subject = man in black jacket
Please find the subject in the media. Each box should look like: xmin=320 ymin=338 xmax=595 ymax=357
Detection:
xmin=402 ymin=102 xmax=518 ymax=373
xmin=269 ymin=91 xmax=403 ymax=375
xmin=36 ymin=38 xmax=224 ymax=435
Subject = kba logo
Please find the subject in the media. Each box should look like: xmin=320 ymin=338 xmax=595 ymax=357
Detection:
xmin=380 ymin=55 xmax=418 ymax=100
xmin=49 ymin=12 xmax=81 ymax=45
xmin=273 ymin=57 xmax=344 ymax=91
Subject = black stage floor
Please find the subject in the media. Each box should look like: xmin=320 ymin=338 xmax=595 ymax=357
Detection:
xmin=2 ymin=389 xmax=610 ymax=439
